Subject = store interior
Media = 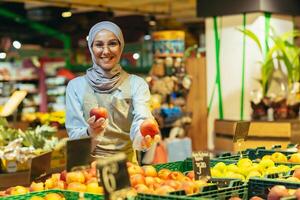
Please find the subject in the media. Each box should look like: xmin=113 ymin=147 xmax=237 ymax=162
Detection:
xmin=0 ymin=0 xmax=300 ymax=199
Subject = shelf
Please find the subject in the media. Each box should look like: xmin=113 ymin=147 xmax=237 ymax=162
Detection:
xmin=0 ymin=78 xmax=39 ymax=82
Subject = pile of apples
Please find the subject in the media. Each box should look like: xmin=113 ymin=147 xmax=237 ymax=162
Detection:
xmin=0 ymin=161 xmax=103 ymax=197
xmin=127 ymin=162 xmax=208 ymax=196
xmin=248 ymin=185 xmax=300 ymax=200
xmin=29 ymin=193 xmax=66 ymax=200
xmin=263 ymin=152 xmax=300 ymax=164
xmin=211 ymin=157 xmax=300 ymax=181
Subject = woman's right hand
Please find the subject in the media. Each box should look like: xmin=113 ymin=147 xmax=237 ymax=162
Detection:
xmin=87 ymin=116 xmax=108 ymax=137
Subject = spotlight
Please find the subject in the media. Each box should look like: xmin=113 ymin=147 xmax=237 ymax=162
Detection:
xmin=62 ymin=11 xmax=72 ymax=18
xmin=13 ymin=40 xmax=21 ymax=49
xmin=0 ymin=52 xmax=6 ymax=59
xmin=133 ymin=53 xmax=140 ymax=60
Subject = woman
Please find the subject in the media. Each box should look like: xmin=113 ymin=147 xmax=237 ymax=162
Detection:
xmin=65 ymin=21 xmax=156 ymax=162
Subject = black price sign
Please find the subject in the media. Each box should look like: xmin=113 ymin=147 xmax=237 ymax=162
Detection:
xmin=66 ymin=137 xmax=92 ymax=172
xmin=97 ymin=153 xmax=131 ymax=200
xmin=30 ymin=151 xmax=51 ymax=182
xmin=192 ymin=151 xmax=211 ymax=180
xmin=233 ymin=121 xmax=250 ymax=142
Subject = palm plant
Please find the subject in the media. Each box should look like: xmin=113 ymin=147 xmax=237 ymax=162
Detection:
xmin=238 ymin=28 xmax=300 ymax=96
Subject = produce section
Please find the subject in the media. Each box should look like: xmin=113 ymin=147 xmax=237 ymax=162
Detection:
xmin=0 ymin=0 xmax=299 ymax=199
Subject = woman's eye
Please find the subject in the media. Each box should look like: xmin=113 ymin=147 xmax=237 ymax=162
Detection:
xmin=108 ymin=41 xmax=119 ymax=47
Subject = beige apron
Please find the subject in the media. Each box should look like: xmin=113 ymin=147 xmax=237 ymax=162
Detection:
xmin=83 ymin=75 xmax=137 ymax=163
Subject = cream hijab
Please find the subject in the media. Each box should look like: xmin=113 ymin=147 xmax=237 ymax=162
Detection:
xmin=85 ymin=21 xmax=128 ymax=93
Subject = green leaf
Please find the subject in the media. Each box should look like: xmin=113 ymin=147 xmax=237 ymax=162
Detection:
xmin=237 ymin=28 xmax=262 ymax=53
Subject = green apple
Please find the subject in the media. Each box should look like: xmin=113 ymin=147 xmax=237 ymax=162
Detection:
xmin=246 ymin=170 xmax=262 ymax=180
xmin=213 ymin=162 xmax=227 ymax=173
xmin=258 ymin=158 xmax=275 ymax=171
xmin=237 ymin=158 xmax=252 ymax=169
xmin=211 ymin=168 xmax=223 ymax=177
xmin=271 ymin=152 xmax=288 ymax=163
xmin=286 ymin=176 xmax=300 ymax=182
xmin=227 ymin=164 xmax=239 ymax=173
xmin=277 ymin=165 xmax=290 ymax=173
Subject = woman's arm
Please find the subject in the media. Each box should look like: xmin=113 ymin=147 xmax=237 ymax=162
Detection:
xmin=130 ymin=76 xmax=154 ymax=150
xmin=65 ymin=79 xmax=89 ymax=139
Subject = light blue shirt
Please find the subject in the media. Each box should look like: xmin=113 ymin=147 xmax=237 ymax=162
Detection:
xmin=65 ymin=75 xmax=153 ymax=143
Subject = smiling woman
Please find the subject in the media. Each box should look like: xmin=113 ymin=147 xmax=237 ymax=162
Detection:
xmin=91 ymin=30 xmax=122 ymax=71
xmin=65 ymin=21 xmax=159 ymax=163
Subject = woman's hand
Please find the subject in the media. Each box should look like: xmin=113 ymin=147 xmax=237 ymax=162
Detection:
xmin=140 ymin=134 xmax=161 ymax=150
xmin=87 ymin=116 xmax=108 ymax=137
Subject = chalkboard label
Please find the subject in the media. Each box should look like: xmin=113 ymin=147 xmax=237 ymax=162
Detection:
xmin=66 ymin=137 xmax=91 ymax=172
xmin=30 ymin=151 xmax=51 ymax=182
xmin=233 ymin=121 xmax=250 ymax=142
xmin=97 ymin=153 xmax=131 ymax=200
xmin=192 ymin=151 xmax=211 ymax=180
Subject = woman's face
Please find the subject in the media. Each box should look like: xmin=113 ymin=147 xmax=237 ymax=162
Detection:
xmin=92 ymin=30 xmax=122 ymax=71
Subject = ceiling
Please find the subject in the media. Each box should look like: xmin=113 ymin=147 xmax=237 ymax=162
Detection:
xmin=0 ymin=0 xmax=203 ymax=48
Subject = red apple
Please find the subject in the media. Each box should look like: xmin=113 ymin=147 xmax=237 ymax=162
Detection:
xmin=90 ymin=107 xmax=108 ymax=120
xmin=60 ymin=170 xmax=67 ymax=181
xmin=249 ymin=196 xmax=264 ymax=200
xmin=268 ymin=185 xmax=289 ymax=200
xmin=186 ymin=171 xmax=195 ymax=180
xmin=140 ymin=119 xmax=159 ymax=137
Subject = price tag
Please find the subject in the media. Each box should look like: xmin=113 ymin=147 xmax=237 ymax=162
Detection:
xmin=30 ymin=151 xmax=51 ymax=182
xmin=192 ymin=151 xmax=211 ymax=180
xmin=97 ymin=153 xmax=131 ymax=200
xmin=233 ymin=121 xmax=250 ymax=142
xmin=0 ymin=90 xmax=27 ymax=117
xmin=66 ymin=137 xmax=92 ymax=172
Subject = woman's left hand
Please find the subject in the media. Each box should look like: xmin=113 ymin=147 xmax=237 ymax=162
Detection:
xmin=140 ymin=134 xmax=161 ymax=150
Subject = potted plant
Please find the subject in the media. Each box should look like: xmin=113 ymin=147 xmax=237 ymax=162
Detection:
xmin=239 ymin=28 xmax=300 ymax=120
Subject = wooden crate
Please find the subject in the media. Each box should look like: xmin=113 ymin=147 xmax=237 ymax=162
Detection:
xmin=214 ymin=119 xmax=298 ymax=152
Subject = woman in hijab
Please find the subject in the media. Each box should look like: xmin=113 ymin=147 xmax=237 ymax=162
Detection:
xmin=65 ymin=21 xmax=156 ymax=163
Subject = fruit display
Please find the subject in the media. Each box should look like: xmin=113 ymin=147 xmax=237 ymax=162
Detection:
xmin=0 ymin=162 xmax=103 ymax=198
xmin=21 ymin=111 xmax=66 ymax=127
xmin=0 ymin=123 xmax=67 ymax=172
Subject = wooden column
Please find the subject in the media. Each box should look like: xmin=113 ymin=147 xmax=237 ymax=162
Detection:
xmin=185 ymin=57 xmax=207 ymax=150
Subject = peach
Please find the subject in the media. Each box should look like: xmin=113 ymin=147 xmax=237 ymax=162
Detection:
xmin=66 ymin=171 xmax=85 ymax=184
xmin=67 ymin=182 xmax=87 ymax=192
xmin=142 ymin=165 xmax=157 ymax=177
xmin=44 ymin=193 xmax=64 ymax=200
xmin=86 ymin=182 xmax=103 ymax=194
xmin=130 ymin=174 xmax=145 ymax=187
xmin=30 ymin=182 xmax=44 ymax=192
xmin=158 ymin=169 xmax=172 ymax=180
xmin=128 ymin=165 xmax=144 ymax=176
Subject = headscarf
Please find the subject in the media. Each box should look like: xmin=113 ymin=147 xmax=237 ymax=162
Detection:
xmin=85 ymin=21 xmax=128 ymax=93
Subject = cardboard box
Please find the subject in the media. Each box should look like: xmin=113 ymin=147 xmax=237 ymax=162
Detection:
xmin=214 ymin=119 xmax=297 ymax=152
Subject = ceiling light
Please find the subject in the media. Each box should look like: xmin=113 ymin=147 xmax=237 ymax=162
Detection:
xmin=13 ymin=40 xmax=21 ymax=49
xmin=86 ymin=36 xmax=89 ymax=41
xmin=149 ymin=20 xmax=156 ymax=26
xmin=133 ymin=53 xmax=140 ymax=60
xmin=62 ymin=11 xmax=72 ymax=18
xmin=144 ymin=35 xmax=151 ymax=40
xmin=0 ymin=52 xmax=6 ymax=59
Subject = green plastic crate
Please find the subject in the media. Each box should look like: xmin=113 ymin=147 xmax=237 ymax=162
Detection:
xmin=136 ymin=179 xmax=248 ymax=200
xmin=154 ymin=160 xmax=193 ymax=173
xmin=0 ymin=189 xmax=104 ymax=200
xmin=248 ymin=177 xmax=300 ymax=199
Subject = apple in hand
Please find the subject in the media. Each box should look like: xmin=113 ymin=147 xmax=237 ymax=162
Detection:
xmin=140 ymin=119 xmax=159 ymax=137
xmin=90 ymin=107 xmax=108 ymax=120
